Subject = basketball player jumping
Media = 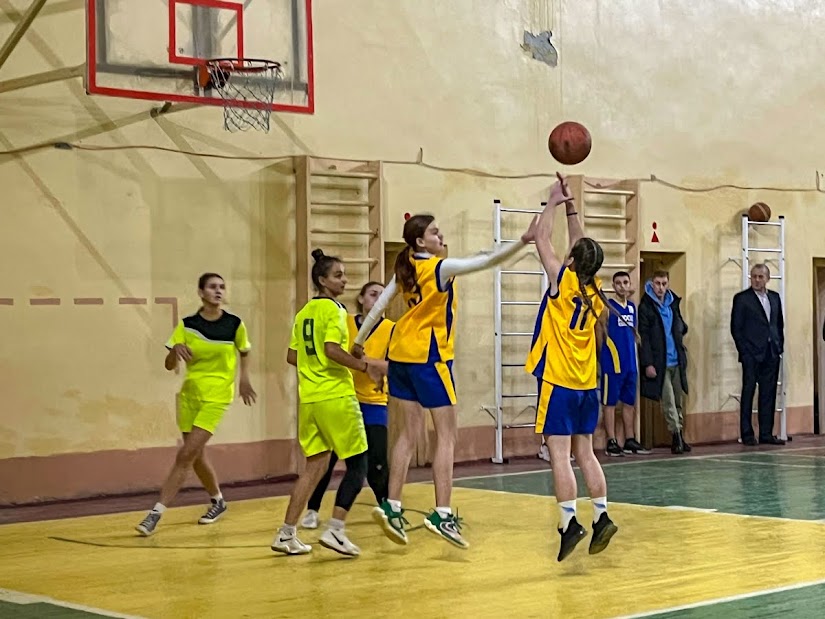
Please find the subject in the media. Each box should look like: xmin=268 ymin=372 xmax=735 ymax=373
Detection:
xmin=526 ymin=174 xmax=619 ymax=561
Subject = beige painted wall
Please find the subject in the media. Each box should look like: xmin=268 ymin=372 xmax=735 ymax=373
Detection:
xmin=1 ymin=1 xmax=823 ymax=472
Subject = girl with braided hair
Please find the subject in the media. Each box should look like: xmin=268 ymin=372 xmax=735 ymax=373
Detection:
xmin=525 ymin=174 xmax=618 ymax=562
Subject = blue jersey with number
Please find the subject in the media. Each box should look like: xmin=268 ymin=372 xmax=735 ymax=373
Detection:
xmin=600 ymin=299 xmax=637 ymax=374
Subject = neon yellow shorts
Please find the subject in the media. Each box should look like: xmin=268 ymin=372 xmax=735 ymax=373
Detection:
xmin=299 ymin=395 xmax=368 ymax=459
xmin=177 ymin=396 xmax=228 ymax=435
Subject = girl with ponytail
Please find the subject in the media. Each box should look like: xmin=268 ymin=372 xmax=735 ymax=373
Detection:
xmin=525 ymin=173 xmax=619 ymax=562
xmin=353 ymin=212 xmax=538 ymax=549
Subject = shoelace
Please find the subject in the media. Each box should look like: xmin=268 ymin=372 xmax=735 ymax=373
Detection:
xmin=203 ymin=503 xmax=224 ymax=519
xmin=391 ymin=509 xmax=410 ymax=529
xmin=447 ymin=512 xmax=464 ymax=532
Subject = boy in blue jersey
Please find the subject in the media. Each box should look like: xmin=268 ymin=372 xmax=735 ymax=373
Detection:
xmin=600 ymin=272 xmax=650 ymax=456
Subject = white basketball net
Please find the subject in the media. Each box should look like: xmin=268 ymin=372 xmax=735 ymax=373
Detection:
xmin=205 ymin=59 xmax=283 ymax=133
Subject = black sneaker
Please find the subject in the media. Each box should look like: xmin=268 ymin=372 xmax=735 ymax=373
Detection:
xmin=622 ymin=438 xmax=651 ymax=455
xmin=589 ymin=512 xmax=618 ymax=555
xmin=135 ymin=511 xmax=161 ymax=536
xmin=557 ymin=516 xmax=587 ymax=562
xmin=605 ymin=438 xmax=624 ymax=457
xmin=198 ymin=498 xmax=227 ymax=524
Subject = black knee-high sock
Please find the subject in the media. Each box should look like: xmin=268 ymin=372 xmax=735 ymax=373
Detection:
xmin=307 ymin=452 xmax=338 ymax=512
xmin=334 ymin=451 xmax=368 ymax=512
xmin=365 ymin=424 xmax=389 ymax=504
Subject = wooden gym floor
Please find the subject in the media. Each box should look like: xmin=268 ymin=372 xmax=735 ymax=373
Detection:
xmin=3 ymin=439 xmax=825 ymax=618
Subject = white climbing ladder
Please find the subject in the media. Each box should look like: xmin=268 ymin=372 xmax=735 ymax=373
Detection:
xmin=740 ymin=214 xmax=787 ymax=440
xmin=490 ymin=199 xmax=548 ymax=464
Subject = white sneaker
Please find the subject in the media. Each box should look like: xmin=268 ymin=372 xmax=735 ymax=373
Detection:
xmin=301 ymin=510 xmax=320 ymax=529
xmin=319 ymin=527 xmax=360 ymax=557
xmin=271 ymin=530 xmax=312 ymax=555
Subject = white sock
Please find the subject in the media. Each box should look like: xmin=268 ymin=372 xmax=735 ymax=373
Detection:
xmin=306 ymin=509 xmax=318 ymax=516
xmin=327 ymin=518 xmax=345 ymax=531
xmin=435 ymin=506 xmax=452 ymax=518
xmin=592 ymin=496 xmax=608 ymax=522
xmin=388 ymin=499 xmax=402 ymax=512
xmin=211 ymin=493 xmax=223 ymax=503
xmin=558 ymin=500 xmax=576 ymax=531
xmin=281 ymin=524 xmax=296 ymax=537
xmin=152 ymin=503 xmax=166 ymax=514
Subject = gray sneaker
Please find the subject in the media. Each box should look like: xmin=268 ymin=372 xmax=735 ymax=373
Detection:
xmin=136 ymin=511 xmax=161 ymax=536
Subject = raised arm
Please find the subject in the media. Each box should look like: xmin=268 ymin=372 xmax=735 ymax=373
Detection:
xmin=534 ymin=177 xmax=573 ymax=293
xmin=437 ymin=240 xmax=527 ymax=284
xmin=564 ymin=189 xmax=584 ymax=251
xmin=353 ymin=277 xmax=398 ymax=349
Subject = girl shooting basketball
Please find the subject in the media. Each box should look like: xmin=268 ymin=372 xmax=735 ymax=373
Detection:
xmin=300 ymin=281 xmax=394 ymax=529
xmin=353 ymin=214 xmax=537 ymax=549
xmin=272 ymin=250 xmax=385 ymax=557
xmin=526 ymin=175 xmax=618 ymax=561
xmin=135 ymin=273 xmax=256 ymax=536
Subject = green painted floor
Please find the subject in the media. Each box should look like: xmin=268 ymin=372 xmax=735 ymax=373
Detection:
xmin=0 ymin=601 xmax=108 ymax=618
xmin=456 ymin=450 xmax=825 ymax=520
xmin=455 ymin=449 xmax=825 ymax=618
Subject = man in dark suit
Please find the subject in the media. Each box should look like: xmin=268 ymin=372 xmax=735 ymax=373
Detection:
xmin=730 ymin=263 xmax=785 ymax=446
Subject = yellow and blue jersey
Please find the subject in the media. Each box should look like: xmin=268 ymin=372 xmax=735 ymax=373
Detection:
xmin=289 ymin=297 xmax=356 ymax=404
xmin=525 ymin=266 xmax=605 ymax=390
xmin=166 ymin=311 xmax=251 ymax=404
xmin=387 ymin=255 xmax=457 ymax=364
xmin=600 ymin=299 xmax=637 ymax=375
xmin=347 ymin=313 xmax=394 ymax=405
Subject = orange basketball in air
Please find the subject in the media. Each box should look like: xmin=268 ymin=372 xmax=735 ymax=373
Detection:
xmin=748 ymin=202 xmax=771 ymax=222
xmin=548 ymin=121 xmax=592 ymax=166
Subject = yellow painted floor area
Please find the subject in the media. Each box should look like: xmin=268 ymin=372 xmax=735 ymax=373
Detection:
xmin=3 ymin=483 xmax=825 ymax=618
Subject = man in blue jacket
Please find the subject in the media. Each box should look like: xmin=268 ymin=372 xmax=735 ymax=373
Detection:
xmin=639 ymin=271 xmax=690 ymax=454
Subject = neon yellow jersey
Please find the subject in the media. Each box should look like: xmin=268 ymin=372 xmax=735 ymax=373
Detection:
xmin=525 ymin=267 xmax=605 ymax=390
xmin=388 ymin=255 xmax=457 ymax=363
xmin=166 ymin=311 xmax=251 ymax=404
xmin=347 ymin=314 xmax=393 ymax=404
xmin=289 ymin=297 xmax=356 ymax=403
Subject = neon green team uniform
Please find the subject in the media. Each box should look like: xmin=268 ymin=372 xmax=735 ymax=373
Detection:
xmin=289 ymin=297 xmax=368 ymax=460
xmin=166 ymin=311 xmax=251 ymax=434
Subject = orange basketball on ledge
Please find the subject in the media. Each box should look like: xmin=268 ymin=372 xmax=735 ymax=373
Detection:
xmin=548 ymin=121 xmax=592 ymax=166
xmin=748 ymin=202 xmax=771 ymax=222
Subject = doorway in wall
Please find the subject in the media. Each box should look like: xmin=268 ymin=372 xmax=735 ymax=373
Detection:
xmin=638 ymin=251 xmax=687 ymax=449
xmin=813 ymin=260 xmax=825 ymax=434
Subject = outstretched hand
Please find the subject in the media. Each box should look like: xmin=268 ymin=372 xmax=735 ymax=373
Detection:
xmin=549 ymin=172 xmax=573 ymax=207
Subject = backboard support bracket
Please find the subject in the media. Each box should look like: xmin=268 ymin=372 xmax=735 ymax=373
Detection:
xmin=0 ymin=0 xmax=48 ymax=70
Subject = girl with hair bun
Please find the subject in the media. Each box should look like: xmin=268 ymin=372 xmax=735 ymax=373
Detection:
xmin=272 ymin=250 xmax=384 ymax=557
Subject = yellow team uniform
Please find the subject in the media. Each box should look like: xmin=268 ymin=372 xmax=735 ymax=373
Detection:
xmin=525 ymin=267 xmax=605 ymax=436
xmin=346 ymin=314 xmax=393 ymax=406
xmin=289 ymin=297 xmax=368 ymax=459
xmin=166 ymin=311 xmax=251 ymax=434
xmin=387 ymin=255 xmax=458 ymax=409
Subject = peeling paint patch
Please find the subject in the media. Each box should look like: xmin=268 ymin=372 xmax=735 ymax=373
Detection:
xmin=522 ymin=30 xmax=558 ymax=67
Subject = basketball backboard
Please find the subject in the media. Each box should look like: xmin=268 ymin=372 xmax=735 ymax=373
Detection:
xmin=86 ymin=0 xmax=314 ymax=114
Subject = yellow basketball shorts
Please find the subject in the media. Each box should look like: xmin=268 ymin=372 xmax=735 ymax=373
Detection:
xmin=177 ymin=395 xmax=229 ymax=435
xmin=299 ymin=395 xmax=368 ymax=460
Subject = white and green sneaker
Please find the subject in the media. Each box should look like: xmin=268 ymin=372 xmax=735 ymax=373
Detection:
xmin=424 ymin=510 xmax=469 ymax=549
xmin=372 ymin=500 xmax=409 ymax=545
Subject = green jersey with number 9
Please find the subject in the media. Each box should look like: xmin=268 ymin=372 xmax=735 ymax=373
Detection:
xmin=289 ymin=297 xmax=357 ymax=403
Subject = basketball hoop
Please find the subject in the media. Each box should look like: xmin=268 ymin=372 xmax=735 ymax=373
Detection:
xmin=198 ymin=58 xmax=283 ymax=133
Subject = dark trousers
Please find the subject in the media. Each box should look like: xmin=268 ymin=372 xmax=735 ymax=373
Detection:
xmin=740 ymin=354 xmax=780 ymax=441
xmin=308 ymin=424 xmax=389 ymax=511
